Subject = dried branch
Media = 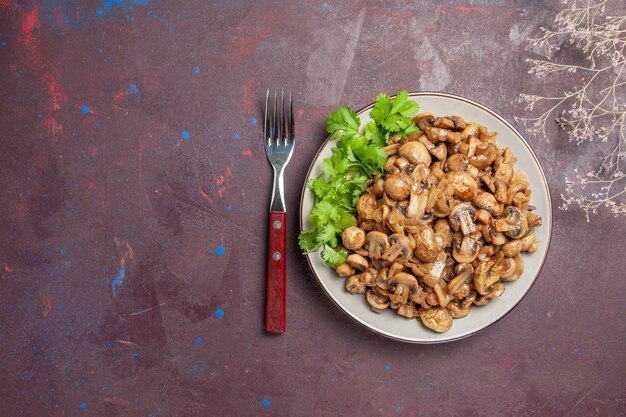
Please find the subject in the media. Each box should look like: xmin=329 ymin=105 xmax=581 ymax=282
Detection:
xmin=516 ymin=0 xmax=626 ymax=220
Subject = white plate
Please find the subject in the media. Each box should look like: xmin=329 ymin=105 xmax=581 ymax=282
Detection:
xmin=299 ymin=92 xmax=552 ymax=343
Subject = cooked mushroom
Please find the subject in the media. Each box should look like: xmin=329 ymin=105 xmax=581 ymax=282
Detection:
xmin=447 ymin=263 xmax=474 ymax=295
xmin=367 ymin=175 xmax=385 ymax=197
xmin=431 ymin=142 xmax=447 ymax=161
xmin=495 ymin=163 xmax=514 ymax=185
xmin=433 ymin=283 xmax=451 ymax=307
xmin=473 ymin=258 xmax=501 ymax=295
xmin=346 ymin=275 xmax=366 ymax=294
xmin=501 ymin=239 xmax=523 ymax=257
xmin=474 ymin=282 xmax=505 ymax=305
xmin=360 ymin=268 xmax=378 ymax=287
xmin=473 ymin=191 xmax=504 ymax=216
xmin=386 ymin=261 xmax=405 ymax=283
xmin=413 ymin=226 xmax=444 ymax=263
xmin=381 ymin=233 xmax=412 ymax=262
xmin=493 ymin=178 xmax=509 ymax=204
xmin=397 ymin=302 xmax=419 ymax=319
xmin=384 ymin=174 xmax=411 ymax=201
xmin=446 ymin=171 xmax=478 ymax=201
xmin=447 ymin=301 xmax=471 ymax=318
xmin=398 ymin=141 xmax=432 ymax=166
xmin=357 ymin=193 xmax=378 ymax=220
xmin=495 ymin=206 xmax=528 ymax=239
xmin=497 ymin=257 xmax=517 ymax=280
xmin=475 ymin=209 xmax=492 ymax=225
xmin=433 ymin=219 xmax=452 ymax=248
xmin=342 ymin=226 xmax=366 ymax=251
xmin=461 ymin=123 xmax=479 ymax=140
xmin=346 ymin=253 xmax=368 ymax=272
xmin=452 ymin=235 xmax=481 ymax=264
xmin=434 ymin=116 xmax=456 ymax=129
xmin=449 ymin=203 xmax=477 ymax=235
xmin=387 ymin=272 xmax=420 ymax=305
xmin=501 ymin=253 xmax=523 ymax=281
xmin=418 ymin=306 xmax=453 ymax=333
xmin=366 ymin=289 xmax=390 ymax=313
xmin=469 ymin=143 xmax=497 ymax=169
xmin=519 ymin=230 xmax=536 ymax=252
xmin=364 ymin=231 xmax=389 ymax=260
xmin=384 ymin=155 xmax=399 ymax=173
xmin=336 ymin=262 xmax=355 ymax=278
xmin=413 ymin=113 xmax=435 ymax=130
xmin=406 ymin=190 xmax=428 ymax=219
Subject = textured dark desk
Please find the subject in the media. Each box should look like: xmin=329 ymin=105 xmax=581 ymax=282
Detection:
xmin=1 ymin=1 xmax=624 ymax=416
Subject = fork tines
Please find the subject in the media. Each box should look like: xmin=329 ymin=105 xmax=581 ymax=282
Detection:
xmin=264 ymin=89 xmax=294 ymax=147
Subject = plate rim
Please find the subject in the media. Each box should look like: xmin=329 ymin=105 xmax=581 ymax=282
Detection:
xmin=299 ymin=91 xmax=553 ymax=344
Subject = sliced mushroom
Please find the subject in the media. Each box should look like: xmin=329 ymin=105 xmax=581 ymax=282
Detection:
xmin=418 ymin=306 xmax=453 ymax=333
xmin=387 ymin=272 xmax=420 ymax=305
xmin=494 ymin=206 xmax=528 ymax=239
xmin=495 ymin=163 xmax=514 ymax=185
xmin=447 ymin=301 xmax=471 ymax=318
xmin=342 ymin=226 xmax=366 ymax=250
xmin=501 ymin=253 xmax=523 ymax=281
xmin=493 ymin=178 xmax=509 ymax=204
xmin=357 ymin=193 xmax=377 ymax=220
xmin=413 ymin=113 xmax=435 ymax=130
xmin=406 ymin=190 xmax=428 ymax=220
xmin=473 ymin=258 xmax=501 ymax=295
xmin=433 ymin=219 xmax=452 ymax=248
xmin=364 ymin=231 xmax=389 ymax=260
xmin=501 ymin=239 xmax=523 ymax=257
xmin=461 ymin=123 xmax=479 ymax=140
xmin=397 ymin=302 xmax=419 ymax=319
xmin=384 ymin=174 xmax=411 ymax=201
xmin=475 ymin=209 xmax=492 ymax=225
xmin=446 ymin=171 xmax=478 ymax=201
xmin=452 ymin=235 xmax=481 ymax=264
xmin=360 ymin=268 xmax=378 ymax=287
xmin=398 ymin=141 xmax=432 ymax=166
xmin=474 ymin=282 xmax=505 ymax=305
xmin=384 ymin=155 xmax=398 ymax=173
xmin=434 ymin=116 xmax=456 ymax=129
xmin=519 ymin=230 xmax=536 ymax=252
xmin=469 ymin=143 xmax=497 ymax=169
xmin=447 ymin=263 xmax=474 ymax=295
xmin=430 ymin=142 xmax=447 ymax=161
xmin=367 ymin=174 xmax=385 ymax=197
xmin=473 ymin=191 xmax=504 ymax=217
xmin=366 ymin=289 xmax=390 ymax=313
xmin=426 ymin=127 xmax=450 ymax=143
xmin=449 ymin=115 xmax=466 ymax=129
xmin=346 ymin=253 xmax=368 ymax=272
xmin=449 ymin=203 xmax=477 ymax=235
xmin=413 ymin=226 xmax=444 ymax=262
xmin=346 ymin=275 xmax=366 ymax=294
xmin=381 ymin=233 xmax=412 ymax=262
xmin=335 ymin=263 xmax=355 ymax=278
xmin=433 ymin=283 xmax=451 ymax=308
xmin=497 ymin=257 xmax=517 ymax=280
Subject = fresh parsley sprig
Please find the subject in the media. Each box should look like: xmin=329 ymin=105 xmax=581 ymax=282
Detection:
xmin=300 ymin=91 xmax=420 ymax=267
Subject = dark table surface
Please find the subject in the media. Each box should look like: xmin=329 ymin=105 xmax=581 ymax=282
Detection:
xmin=1 ymin=1 xmax=625 ymax=416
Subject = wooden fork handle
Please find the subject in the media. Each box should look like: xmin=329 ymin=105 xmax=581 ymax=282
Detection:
xmin=265 ymin=211 xmax=286 ymax=333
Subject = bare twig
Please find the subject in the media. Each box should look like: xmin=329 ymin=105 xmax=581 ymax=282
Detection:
xmin=517 ymin=0 xmax=626 ymax=220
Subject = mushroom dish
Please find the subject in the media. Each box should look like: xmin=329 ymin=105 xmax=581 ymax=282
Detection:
xmin=334 ymin=113 xmax=542 ymax=333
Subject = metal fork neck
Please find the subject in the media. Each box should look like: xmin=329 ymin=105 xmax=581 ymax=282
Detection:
xmin=270 ymin=165 xmax=286 ymax=212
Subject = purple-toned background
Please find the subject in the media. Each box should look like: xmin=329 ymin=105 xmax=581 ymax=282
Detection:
xmin=1 ymin=1 xmax=624 ymax=416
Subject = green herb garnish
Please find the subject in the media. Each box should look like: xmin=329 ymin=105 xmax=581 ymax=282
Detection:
xmin=299 ymin=91 xmax=420 ymax=267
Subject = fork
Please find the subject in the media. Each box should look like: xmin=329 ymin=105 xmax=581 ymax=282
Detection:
xmin=264 ymin=89 xmax=294 ymax=334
